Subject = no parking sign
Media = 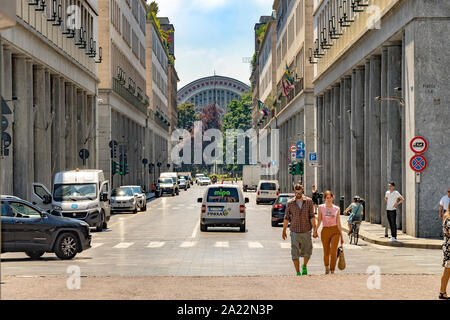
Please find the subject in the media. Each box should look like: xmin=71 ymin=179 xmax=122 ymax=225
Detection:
xmin=410 ymin=155 xmax=427 ymax=173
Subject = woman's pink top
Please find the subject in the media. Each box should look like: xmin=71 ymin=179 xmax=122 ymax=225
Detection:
xmin=319 ymin=204 xmax=340 ymax=227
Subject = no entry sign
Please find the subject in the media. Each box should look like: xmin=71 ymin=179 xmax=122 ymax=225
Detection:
xmin=410 ymin=155 xmax=427 ymax=172
xmin=410 ymin=136 xmax=428 ymax=154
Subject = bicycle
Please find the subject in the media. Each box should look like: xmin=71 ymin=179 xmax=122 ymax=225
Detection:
xmin=349 ymin=221 xmax=361 ymax=245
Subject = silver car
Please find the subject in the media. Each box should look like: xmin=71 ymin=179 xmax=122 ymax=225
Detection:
xmin=122 ymin=185 xmax=147 ymax=212
xmin=110 ymin=187 xmax=138 ymax=214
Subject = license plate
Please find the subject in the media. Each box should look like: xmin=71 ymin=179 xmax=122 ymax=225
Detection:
xmin=262 ymin=191 xmax=268 ymax=194
xmin=208 ymin=207 xmax=224 ymax=212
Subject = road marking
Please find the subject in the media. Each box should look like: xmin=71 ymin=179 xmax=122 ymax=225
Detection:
xmin=248 ymin=242 xmax=264 ymax=248
xmin=214 ymin=241 xmax=229 ymax=248
xmin=91 ymin=243 xmax=104 ymax=249
xmin=113 ymin=242 xmax=134 ymax=249
xmin=191 ymin=220 xmax=200 ymax=238
xmin=180 ymin=241 xmax=197 ymax=248
xmin=280 ymin=243 xmax=291 ymax=249
xmin=147 ymin=242 xmax=165 ymax=248
xmin=416 ymin=263 xmax=441 ymax=267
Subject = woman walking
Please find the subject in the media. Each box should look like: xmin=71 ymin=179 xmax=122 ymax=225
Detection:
xmin=439 ymin=203 xmax=450 ymax=299
xmin=314 ymin=191 xmax=344 ymax=274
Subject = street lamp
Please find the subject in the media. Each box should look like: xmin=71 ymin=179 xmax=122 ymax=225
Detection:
xmin=375 ymin=96 xmax=405 ymax=107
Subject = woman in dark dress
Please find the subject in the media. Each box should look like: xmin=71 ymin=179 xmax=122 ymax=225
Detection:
xmin=440 ymin=202 xmax=450 ymax=300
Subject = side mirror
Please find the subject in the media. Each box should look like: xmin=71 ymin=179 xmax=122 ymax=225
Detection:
xmin=245 ymin=198 xmax=249 ymax=204
xmin=197 ymin=198 xmax=203 ymax=203
xmin=43 ymin=194 xmax=52 ymax=205
xmin=100 ymin=193 xmax=108 ymax=202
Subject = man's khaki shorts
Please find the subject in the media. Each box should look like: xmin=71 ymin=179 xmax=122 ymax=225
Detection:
xmin=290 ymin=231 xmax=313 ymax=260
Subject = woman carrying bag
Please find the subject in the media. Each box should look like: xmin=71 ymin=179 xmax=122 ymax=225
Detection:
xmin=314 ymin=190 xmax=344 ymax=274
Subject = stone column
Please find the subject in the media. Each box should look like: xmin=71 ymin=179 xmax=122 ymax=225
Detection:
xmin=380 ymin=47 xmax=388 ymax=229
xmin=58 ymin=77 xmax=66 ymax=171
xmin=50 ymin=74 xmax=61 ymax=179
xmin=364 ymin=60 xmax=371 ymax=222
xmin=64 ymin=83 xmax=73 ymax=169
xmin=342 ymin=77 xmax=352 ymax=208
xmin=332 ymin=84 xmax=341 ymax=198
xmin=317 ymin=96 xmax=323 ymax=191
xmin=33 ymin=66 xmax=52 ymax=188
xmin=1 ymin=47 xmax=13 ymax=195
xmin=76 ymin=89 xmax=83 ymax=168
xmin=323 ymin=90 xmax=331 ymax=191
xmin=387 ymin=43 xmax=403 ymax=229
xmin=12 ymin=56 xmax=32 ymax=200
xmin=352 ymin=67 xmax=365 ymax=200
xmin=369 ymin=55 xmax=382 ymax=224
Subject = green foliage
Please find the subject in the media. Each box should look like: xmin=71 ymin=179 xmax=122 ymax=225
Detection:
xmin=146 ymin=1 xmax=159 ymax=18
xmin=256 ymin=23 xmax=267 ymax=44
xmin=177 ymin=103 xmax=199 ymax=133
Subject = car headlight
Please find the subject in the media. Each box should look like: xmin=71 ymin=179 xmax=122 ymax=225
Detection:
xmin=53 ymin=205 xmax=62 ymax=211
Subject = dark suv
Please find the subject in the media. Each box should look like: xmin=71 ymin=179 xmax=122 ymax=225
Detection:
xmin=1 ymin=196 xmax=92 ymax=260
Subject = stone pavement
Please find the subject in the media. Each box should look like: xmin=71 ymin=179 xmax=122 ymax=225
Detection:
xmin=340 ymin=216 xmax=442 ymax=250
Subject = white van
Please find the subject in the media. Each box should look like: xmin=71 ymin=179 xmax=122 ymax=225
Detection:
xmin=160 ymin=172 xmax=179 ymax=195
xmin=197 ymin=185 xmax=249 ymax=232
xmin=32 ymin=169 xmax=111 ymax=232
xmin=256 ymin=180 xmax=280 ymax=205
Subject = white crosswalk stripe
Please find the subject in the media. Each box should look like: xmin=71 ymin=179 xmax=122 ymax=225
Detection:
xmin=214 ymin=241 xmax=230 ymax=248
xmin=147 ymin=242 xmax=165 ymax=248
xmin=113 ymin=242 xmax=134 ymax=249
xmin=180 ymin=241 xmax=197 ymax=248
xmin=248 ymin=242 xmax=264 ymax=248
xmin=91 ymin=243 xmax=104 ymax=249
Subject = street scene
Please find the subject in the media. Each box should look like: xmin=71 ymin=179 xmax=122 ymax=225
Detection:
xmin=0 ymin=0 xmax=449 ymax=303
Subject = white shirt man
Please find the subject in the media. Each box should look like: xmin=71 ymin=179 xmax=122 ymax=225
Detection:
xmin=384 ymin=182 xmax=404 ymax=242
xmin=439 ymin=189 xmax=450 ymax=219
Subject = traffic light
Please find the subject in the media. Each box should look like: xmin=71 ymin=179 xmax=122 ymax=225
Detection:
xmin=112 ymin=161 xmax=119 ymax=175
xmin=124 ymin=163 xmax=130 ymax=175
xmin=299 ymin=160 xmax=304 ymax=176
xmin=119 ymin=162 xmax=125 ymax=176
xmin=289 ymin=162 xmax=294 ymax=175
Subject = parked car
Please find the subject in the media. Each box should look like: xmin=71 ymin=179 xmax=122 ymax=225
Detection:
xmin=178 ymin=175 xmax=190 ymax=189
xmin=156 ymin=178 xmax=177 ymax=197
xmin=271 ymin=194 xmax=295 ymax=227
xmin=197 ymin=185 xmax=249 ymax=232
xmin=256 ymin=180 xmax=280 ymax=205
xmin=110 ymin=187 xmax=139 ymax=214
xmin=32 ymin=169 xmax=111 ymax=232
xmin=122 ymin=185 xmax=147 ymax=211
xmin=1 ymin=195 xmax=91 ymax=260
xmin=179 ymin=179 xmax=188 ymax=191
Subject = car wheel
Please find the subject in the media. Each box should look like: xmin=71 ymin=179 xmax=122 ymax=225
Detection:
xmin=95 ymin=212 xmax=105 ymax=232
xmin=142 ymin=204 xmax=147 ymax=211
xmin=256 ymin=200 xmax=259 ymax=205
xmin=200 ymin=224 xmax=207 ymax=232
xmin=54 ymin=233 xmax=79 ymax=260
xmin=25 ymin=251 xmax=45 ymax=260
xmin=240 ymin=224 xmax=246 ymax=233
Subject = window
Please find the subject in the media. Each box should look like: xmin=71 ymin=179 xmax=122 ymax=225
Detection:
xmin=260 ymin=183 xmax=277 ymax=191
xmin=207 ymin=188 xmax=240 ymax=203
xmin=34 ymin=185 xmax=49 ymax=200
xmin=1 ymin=202 xmax=13 ymax=217
xmin=53 ymin=184 xmax=97 ymax=201
xmin=9 ymin=202 xmax=42 ymax=218
xmin=276 ymin=195 xmax=295 ymax=204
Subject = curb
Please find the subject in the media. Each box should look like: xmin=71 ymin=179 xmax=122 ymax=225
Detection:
xmin=341 ymin=224 xmax=442 ymax=250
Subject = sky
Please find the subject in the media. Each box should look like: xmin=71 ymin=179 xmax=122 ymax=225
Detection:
xmin=154 ymin=0 xmax=274 ymax=89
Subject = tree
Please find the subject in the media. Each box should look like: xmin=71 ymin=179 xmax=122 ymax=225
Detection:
xmin=177 ymin=103 xmax=199 ymax=133
xmin=201 ymin=103 xmax=222 ymax=132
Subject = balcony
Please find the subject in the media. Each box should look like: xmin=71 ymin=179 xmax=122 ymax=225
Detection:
xmin=112 ymin=77 xmax=149 ymax=115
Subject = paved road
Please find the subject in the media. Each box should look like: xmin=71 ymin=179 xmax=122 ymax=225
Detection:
xmin=1 ymin=183 xmax=444 ymax=278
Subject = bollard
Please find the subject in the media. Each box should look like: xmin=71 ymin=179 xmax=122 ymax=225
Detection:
xmin=340 ymin=196 xmax=345 ymax=215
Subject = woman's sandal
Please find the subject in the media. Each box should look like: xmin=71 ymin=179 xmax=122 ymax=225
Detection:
xmin=439 ymin=292 xmax=450 ymax=300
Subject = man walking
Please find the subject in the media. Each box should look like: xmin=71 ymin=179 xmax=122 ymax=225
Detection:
xmin=282 ymin=184 xmax=317 ymax=276
xmin=384 ymin=182 xmax=404 ymax=242
xmin=439 ymin=188 xmax=450 ymax=220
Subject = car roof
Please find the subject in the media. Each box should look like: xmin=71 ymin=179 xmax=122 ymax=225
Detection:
xmin=207 ymin=184 xmax=239 ymax=189
xmin=0 ymin=195 xmax=22 ymax=201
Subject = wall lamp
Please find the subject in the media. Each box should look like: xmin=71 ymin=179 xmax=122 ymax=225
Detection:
xmin=309 ymin=48 xmax=317 ymax=64
xmin=47 ymin=0 xmax=57 ymax=22
xmin=35 ymin=0 xmax=46 ymax=11
xmin=375 ymin=96 xmax=405 ymax=107
xmin=351 ymin=0 xmax=364 ymax=12
xmin=95 ymin=47 xmax=103 ymax=64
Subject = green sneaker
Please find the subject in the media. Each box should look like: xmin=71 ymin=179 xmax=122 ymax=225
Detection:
xmin=302 ymin=265 xmax=308 ymax=275
xmin=296 ymin=271 xmax=301 ymax=276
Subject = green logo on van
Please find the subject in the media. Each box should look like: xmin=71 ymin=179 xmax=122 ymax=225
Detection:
xmin=214 ymin=190 xmax=231 ymax=197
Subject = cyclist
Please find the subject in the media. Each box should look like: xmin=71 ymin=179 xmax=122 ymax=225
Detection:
xmin=344 ymin=196 xmax=364 ymax=235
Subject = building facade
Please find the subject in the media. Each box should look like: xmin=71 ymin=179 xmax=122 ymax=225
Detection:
xmin=311 ymin=0 xmax=450 ymax=238
xmin=253 ymin=0 xmax=316 ymax=195
xmin=0 ymin=0 xmax=100 ymax=201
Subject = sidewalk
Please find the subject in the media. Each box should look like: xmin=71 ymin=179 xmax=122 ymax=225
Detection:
xmin=340 ymin=216 xmax=442 ymax=250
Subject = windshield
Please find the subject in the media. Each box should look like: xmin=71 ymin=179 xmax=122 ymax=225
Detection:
xmin=276 ymin=195 xmax=294 ymax=204
xmin=207 ymin=188 xmax=239 ymax=203
xmin=260 ymin=183 xmax=277 ymax=191
xmin=179 ymin=179 xmax=186 ymax=183
xmin=111 ymin=188 xmax=133 ymax=197
xmin=131 ymin=187 xmax=141 ymax=194
xmin=53 ymin=184 xmax=97 ymax=202
xmin=196 ymin=174 xmax=205 ymax=178
xmin=159 ymin=178 xmax=173 ymax=184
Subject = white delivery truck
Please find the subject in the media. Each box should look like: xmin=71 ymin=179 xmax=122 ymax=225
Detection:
xmin=160 ymin=172 xmax=180 ymax=195
xmin=242 ymin=165 xmax=261 ymax=192
xmin=31 ymin=169 xmax=111 ymax=232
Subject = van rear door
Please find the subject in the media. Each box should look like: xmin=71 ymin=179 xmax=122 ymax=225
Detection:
xmin=205 ymin=187 xmax=241 ymax=219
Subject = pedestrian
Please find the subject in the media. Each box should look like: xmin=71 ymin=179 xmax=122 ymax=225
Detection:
xmin=384 ymin=182 xmax=404 ymax=242
xmin=282 ymin=184 xmax=317 ymax=276
xmin=315 ymin=190 xmax=344 ymax=274
xmin=344 ymin=196 xmax=364 ymax=235
xmin=311 ymin=185 xmax=319 ymax=213
xmin=439 ymin=188 xmax=450 ymax=220
xmin=439 ymin=202 xmax=450 ymax=300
